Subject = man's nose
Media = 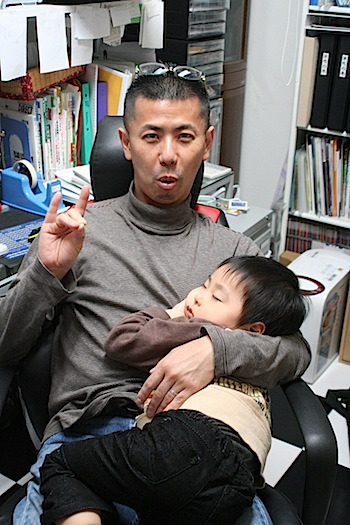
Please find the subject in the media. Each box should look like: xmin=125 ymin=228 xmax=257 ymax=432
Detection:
xmin=159 ymin=137 xmax=177 ymax=165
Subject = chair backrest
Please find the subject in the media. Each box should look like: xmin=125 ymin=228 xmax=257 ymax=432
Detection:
xmin=90 ymin=115 xmax=204 ymax=208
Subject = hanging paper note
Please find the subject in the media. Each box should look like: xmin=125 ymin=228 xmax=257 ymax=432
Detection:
xmin=140 ymin=1 xmax=164 ymax=49
xmin=0 ymin=14 xmax=27 ymax=81
xmin=36 ymin=11 xmax=69 ymax=74
xmin=70 ymin=13 xmax=94 ymax=67
xmin=75 ymin=6 xmax=110 ymax=40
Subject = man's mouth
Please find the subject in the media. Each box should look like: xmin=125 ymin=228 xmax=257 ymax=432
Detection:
xmin=157 ymin=175 xmax=178 ymax=189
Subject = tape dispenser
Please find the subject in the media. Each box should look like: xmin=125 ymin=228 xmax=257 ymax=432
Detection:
xmin=1 ymin=160 xmax=65 ymax=216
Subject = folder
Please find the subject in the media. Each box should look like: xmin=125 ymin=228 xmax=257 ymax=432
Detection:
xmin=80 ymin=82 xmax=93 ymax=165
xmin=0 ymin=115 xmax=31 ymax=168
xmin=0 ymin=100 xmax=43 ymax=177
xmin=98 ymin=64 xmax=132 ymax=116
xmin=310 ymin=33 xmax=338 ymax=130
xmin=97 ymin=81 xmax=108 ymax=124
xmin=327 ymin=35 xmax=350 ymax=132
xmin=296 ymin=36 xmax=319 ymax=128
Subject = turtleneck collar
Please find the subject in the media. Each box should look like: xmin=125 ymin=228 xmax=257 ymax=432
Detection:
xmin=121 ymin=183 xmax=195 ymax=234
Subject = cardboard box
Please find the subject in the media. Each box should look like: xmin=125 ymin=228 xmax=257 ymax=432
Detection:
xmin=339 ymin=285 xmax=350 ymax=364
xmin=279 ymin=250 xmax=300 ymax=267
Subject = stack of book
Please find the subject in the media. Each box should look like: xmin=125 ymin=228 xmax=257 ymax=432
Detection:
xmin=0 ymin=60 xmax=133 ymax=185
xmin=55 ymin=165 xmax=93 ymax=204
xmin=0 ymin=85 xmax=81 ymax=181
xmin=292 ymin=137 xmax=350 ymax=219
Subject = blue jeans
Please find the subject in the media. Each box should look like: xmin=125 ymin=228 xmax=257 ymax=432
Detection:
xmin=14 ymin=414 xmax=272 ymax=525
xmin=13 ymin=415 xmax=139 ymax=525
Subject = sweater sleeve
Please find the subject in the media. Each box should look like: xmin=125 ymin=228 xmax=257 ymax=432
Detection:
xmin=105 ymin=307 xmax=204 ymax=372
xmin=202 ymin=324 xmax=311 ymax=389
xmin=0 ymin=242 xmax=76 ymax=366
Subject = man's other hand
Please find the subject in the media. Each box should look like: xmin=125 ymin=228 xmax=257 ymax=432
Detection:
xmin=137 ymin=336 xmax=215 ymax=417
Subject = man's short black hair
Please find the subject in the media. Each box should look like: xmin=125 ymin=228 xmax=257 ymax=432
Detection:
xmin=123 ymin=74 xmax=211 ymax=130
xmin=217 ymin=256 xmax=308 ymax=336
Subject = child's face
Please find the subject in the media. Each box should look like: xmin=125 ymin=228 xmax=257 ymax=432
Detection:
xmin=184 ymin=266 xmax=245 ymax=330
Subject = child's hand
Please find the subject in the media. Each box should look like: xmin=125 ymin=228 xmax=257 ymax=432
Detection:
xmin=166 ymin=299 xmax=186 ymax=319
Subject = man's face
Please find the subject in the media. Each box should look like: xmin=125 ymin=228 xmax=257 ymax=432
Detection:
xmin=119 ymin=96 xmax=214 ymax=206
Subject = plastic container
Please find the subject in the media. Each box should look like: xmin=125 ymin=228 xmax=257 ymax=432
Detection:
xmin=188 ymin=21 xmax=226 ymax=38
xmin=188 ymin=50 xmax=224 ymax=68
xmin=190 ymin=0 xmax=230 ymax=11
xmin=205 ymin=73 xmax=224 ymax=99
xmin=189 ymin=9 xmax=227 ymax=25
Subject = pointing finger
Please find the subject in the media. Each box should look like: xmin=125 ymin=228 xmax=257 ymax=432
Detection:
xmin=74 ymin=185 xmax=90 ymax=217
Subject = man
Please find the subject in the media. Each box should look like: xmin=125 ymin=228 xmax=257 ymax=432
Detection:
xmin=0 ymin=66 xmax=310 ymax=525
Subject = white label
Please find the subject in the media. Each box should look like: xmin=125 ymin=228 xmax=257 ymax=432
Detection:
xmin=339 ymin=54 xmax=349 ymax=78
xmin=320 ymin=52 xmax=329 ymax=76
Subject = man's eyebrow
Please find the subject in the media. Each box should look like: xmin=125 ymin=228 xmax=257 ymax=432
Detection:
xmin=140 ymin=124 xmax=199 ymax=132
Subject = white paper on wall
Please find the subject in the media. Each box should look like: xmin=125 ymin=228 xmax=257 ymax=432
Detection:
xmin=70 ymin=13 xmax=93 ymax=67
xmin=36 ymin=11 xmax=69 ymax=74
xmin=0 ymin=13 xmax=27 ymax=81
xmin=140 ymin=0 xmax=164 ymax=49
xmin=74 ymin=6 xmax=111 ymax=40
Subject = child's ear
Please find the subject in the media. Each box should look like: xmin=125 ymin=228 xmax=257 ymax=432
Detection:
xmin=240 ymin=322 xmax=266 ymax=334
xmin=250 ymin=322 xmax=266 ymax=334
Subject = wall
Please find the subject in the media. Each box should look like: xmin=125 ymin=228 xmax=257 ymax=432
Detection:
xmin=238 ymin=0 xmax=308 ymax=210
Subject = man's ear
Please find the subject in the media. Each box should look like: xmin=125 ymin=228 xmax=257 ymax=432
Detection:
xmin=240 ymin=322 xmax=266 ymax=334
xmin=119 ymin=127 xmax=132 ymax=161
xmin=203 ymin=125 xmax=214 ymax=161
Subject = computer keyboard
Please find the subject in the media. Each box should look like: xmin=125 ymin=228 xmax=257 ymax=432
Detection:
xmin=0 ymin=219 xmax=43 ymax=261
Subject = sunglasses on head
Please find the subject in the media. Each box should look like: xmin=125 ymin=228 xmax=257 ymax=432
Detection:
xmin=135 ymin=62 xmax=206 ymax=83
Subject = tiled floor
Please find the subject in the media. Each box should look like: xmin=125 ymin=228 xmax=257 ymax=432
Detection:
xmin=0 ymin=358 xmax=349 ymax=520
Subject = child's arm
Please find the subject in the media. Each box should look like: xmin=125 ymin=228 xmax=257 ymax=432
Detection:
xmin=57 ymin=511 xmax=101 ymax=525
xmin=104 ymin=306 xmax=206 ymax=372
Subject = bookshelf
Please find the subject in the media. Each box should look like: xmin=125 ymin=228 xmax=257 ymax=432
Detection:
xmin=280 ymin=2 xmax=350 ymax=257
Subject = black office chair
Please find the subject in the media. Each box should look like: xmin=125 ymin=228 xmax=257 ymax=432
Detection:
xmin=0 ymin=116 xmax=338 ymax=525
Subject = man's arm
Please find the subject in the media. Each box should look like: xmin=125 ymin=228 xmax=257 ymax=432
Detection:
xmin=205 ymin=325 xmax=311 ymax=387
xmin=0 ymin=187 xmax=89 ymax=366
xmin=137 ymin=328 xmax=311 ymax=417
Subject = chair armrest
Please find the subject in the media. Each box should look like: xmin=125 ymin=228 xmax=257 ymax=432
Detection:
xmin=258 ymin=485 xmax=303 ymax=525
xmin=0 ymin=366 xmax=17 ymax=419
xmin=281 ymin=378 xmax=338 ymax=525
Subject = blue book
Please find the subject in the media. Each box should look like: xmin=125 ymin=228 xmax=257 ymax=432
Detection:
xmin=1 ymin=115 xmax=31 ymax=168
xmin=97 ymin=81 xmax=108 ymax=124
xmin=81 ymin=82 xmax=93 ymax=165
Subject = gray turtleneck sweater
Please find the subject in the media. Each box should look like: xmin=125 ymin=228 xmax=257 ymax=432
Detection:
xmin=0 ymin=188 xmax=310 ymax=442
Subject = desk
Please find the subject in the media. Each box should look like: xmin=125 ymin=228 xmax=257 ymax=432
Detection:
xmin=225 ymin=206 xmax=273 ymax=256
xmin=0 ymin=206 xmax=43 ymax=278
xmin=200 ymin=171 xmax=234 ymax=199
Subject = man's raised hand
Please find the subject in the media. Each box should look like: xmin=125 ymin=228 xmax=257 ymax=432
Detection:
xmin=38 ymin=185 xmax=90 ymax=280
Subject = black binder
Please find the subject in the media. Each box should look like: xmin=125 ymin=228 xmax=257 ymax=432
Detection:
xmin=327 ymin=34 xmax=350 ymax=132
xmin=310 ymin=33 xmax=338 ymax=129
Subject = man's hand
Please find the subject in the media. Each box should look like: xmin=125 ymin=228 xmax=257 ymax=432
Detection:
xmin=39 ymin=185 xmax=90 ymax=280
xmin=137 ymin=336 xmax=215 ymax=418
